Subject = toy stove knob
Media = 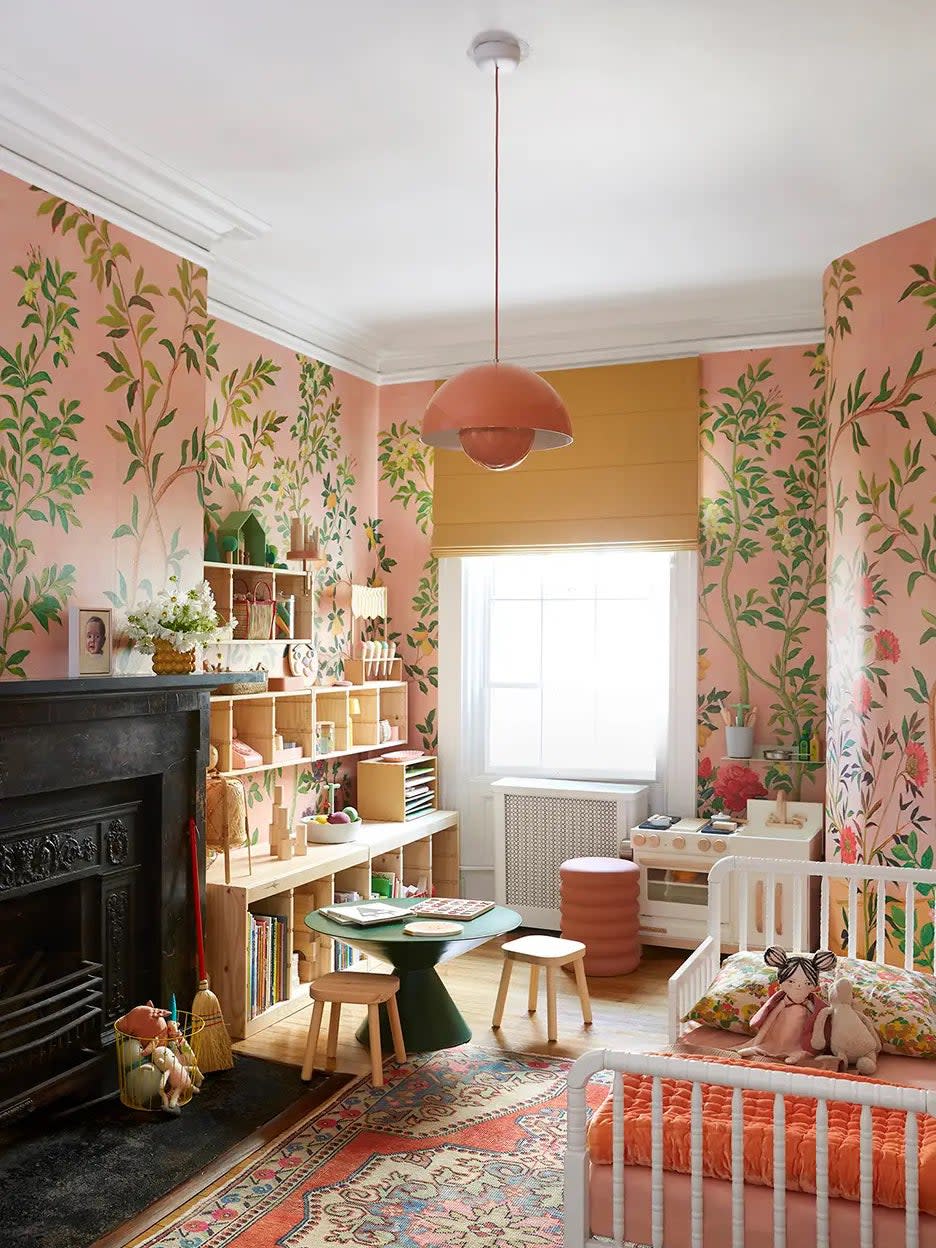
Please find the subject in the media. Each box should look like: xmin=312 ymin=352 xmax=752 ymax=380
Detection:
xmin=713 ymin=839 xmax=727 ymax=853
xmin=672 ymin=835 xmax=686 ymax=850
xmin=698 ymin=838 xmax=711 ymax=853
xmin=632 ymin=833 xmax=646 ymax=846
xmin=647 ymin=834 xmax=660 ymax=847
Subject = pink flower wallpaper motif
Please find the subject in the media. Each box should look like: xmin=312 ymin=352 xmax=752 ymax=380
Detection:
xmin=697 ymin=347 xmax=827 ymax=814
xmin=824 ymin=217 xmax=936 ymax=964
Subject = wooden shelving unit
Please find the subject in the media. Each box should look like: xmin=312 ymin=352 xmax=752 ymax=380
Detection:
xmin=203 ymin=560 xmax=314 ymax=642
xmin=210 ymin=682 xmax=408 ymax=776
xmin=205 ymin=811 xmax=460 ymax=1039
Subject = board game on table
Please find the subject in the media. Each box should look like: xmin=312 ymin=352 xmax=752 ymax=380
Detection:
xmin=409 ymin=897 xmax=495 ymax=920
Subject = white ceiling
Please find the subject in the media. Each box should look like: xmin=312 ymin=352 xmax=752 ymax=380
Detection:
xmin=2 ymin=0 xmax=936 ymax=378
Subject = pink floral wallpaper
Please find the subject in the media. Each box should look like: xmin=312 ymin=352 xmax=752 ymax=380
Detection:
xmin=824 ymin=217 xmax=936 ymax=963
xmin=697 ymin=346 xmax=827 ymax=815
xmin=0 ymin=169 xmax=205 ymax=678
xmin=0 ymin=165 xmax=439 ymax=845
xmin=374 ymin=381 xmax=437 ymax=753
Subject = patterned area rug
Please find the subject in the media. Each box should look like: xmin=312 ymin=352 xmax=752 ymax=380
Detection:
xmin=135 ymin=1047 xmax=605 ymax=1247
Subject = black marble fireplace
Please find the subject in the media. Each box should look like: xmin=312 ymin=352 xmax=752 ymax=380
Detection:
xmin=0 ymin=675 xmax=251 ymax=1122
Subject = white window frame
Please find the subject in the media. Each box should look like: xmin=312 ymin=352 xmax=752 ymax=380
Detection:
xmin=438 ymin=550 xmax=698 ymax=885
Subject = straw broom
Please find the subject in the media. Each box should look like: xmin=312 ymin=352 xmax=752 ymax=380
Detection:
xmin=188 ymin=817 xmax=233 ymax=1072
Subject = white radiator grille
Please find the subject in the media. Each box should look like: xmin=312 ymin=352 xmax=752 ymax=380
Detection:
xmin=503 ymin=793 xmax=619 ymax=910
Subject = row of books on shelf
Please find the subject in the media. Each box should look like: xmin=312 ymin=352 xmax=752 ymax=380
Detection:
xmin=248 ymin=912 xmax=291 ymax=1020
xmin=334 ymin=939 xmax=362 ymax=970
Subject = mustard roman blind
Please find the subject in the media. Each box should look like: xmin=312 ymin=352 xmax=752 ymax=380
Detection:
xmin=430 ymin=356 xmax=700 ymax=556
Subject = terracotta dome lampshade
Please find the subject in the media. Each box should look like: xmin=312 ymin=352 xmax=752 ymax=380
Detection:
xmin=422 ymin=362 xmax=573 ymax=471
xmin=419 ymin=33 xmax=573 ymax=472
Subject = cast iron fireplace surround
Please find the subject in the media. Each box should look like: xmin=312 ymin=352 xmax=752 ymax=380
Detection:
xmin=0 ymin=675 xmax=247 ymax=1122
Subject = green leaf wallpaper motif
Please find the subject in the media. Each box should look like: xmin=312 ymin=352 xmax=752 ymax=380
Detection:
xmin=697 ymin=347 xmax=827 ymax=815
xmin=824 ymin=217 xmax=936 ymax=966
xmin=0 ymin=247 xmax=91 ymax=676
xmin=38 ymin=194 xmax=209 ymax=612
xmin=374 ymin=416 xmax=437 ymax=751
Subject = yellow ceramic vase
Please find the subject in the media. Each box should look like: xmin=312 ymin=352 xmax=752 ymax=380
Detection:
xmin=152 ymin=639 xmax=196 ymax=675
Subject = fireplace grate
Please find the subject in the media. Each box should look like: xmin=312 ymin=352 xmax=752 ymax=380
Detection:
xmin=0 ymin=957 xmax=104 ymax=1113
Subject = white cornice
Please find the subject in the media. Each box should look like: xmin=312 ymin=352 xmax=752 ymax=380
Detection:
xmin=0 ymin=65 xmax=823 ymax=386
xmin=375 ymin=314 xmax=824 ymax=383
xmin=208 ymin=258 xmax=382 ymax=383
xmin=0 ymin=67 xmax=269 ymax=257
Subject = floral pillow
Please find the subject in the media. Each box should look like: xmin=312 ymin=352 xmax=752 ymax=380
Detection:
xmin=684 ymin=950 xmax=936 ymax=1058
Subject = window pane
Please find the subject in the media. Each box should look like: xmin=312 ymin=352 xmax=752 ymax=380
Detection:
xmin=474 ymin=548 xmax=673 ymax=781
xmin=492 ymin=555 xmax=542 ymax=599
xmin=488 ymin=688 xmax=541 ymax=769
xmin=543 ymin=552 xmax=598 ymax=599
xmin=489 ymin=601 xmax=540 ymax=684
xmin=542 ymin=600 xmax=591 ymax=688
xmin=542 ymin=684 xmax=596 ymax=771
xmin=597 ymin=550 xmax=664 ymax=599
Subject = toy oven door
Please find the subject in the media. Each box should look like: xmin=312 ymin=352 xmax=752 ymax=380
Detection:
xmin=637 ymin=851 xmax=731 ymax=928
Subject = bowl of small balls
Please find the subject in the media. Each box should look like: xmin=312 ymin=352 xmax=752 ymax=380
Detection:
xmin=299 ymin=805 xmax=363 ymax=843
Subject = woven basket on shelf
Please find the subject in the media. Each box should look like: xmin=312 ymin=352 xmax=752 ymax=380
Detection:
xmin=225 ymin=673 xmax=269 ymax=696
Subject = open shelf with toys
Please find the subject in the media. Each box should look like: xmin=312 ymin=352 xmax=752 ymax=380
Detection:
xmin=210 ymin=682 xmax=408 ymax=778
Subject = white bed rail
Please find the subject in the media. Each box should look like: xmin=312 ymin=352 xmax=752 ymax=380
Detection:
xmin=564 ymin=1047 xmax=936 ymax=1248
xmin=669 ymin=856 xmax=936 ymax=1042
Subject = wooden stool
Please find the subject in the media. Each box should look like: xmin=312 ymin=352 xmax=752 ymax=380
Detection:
xmin=491 ymin=935 xmax=592 ymax=1043
xmin=300 ymin=971 xmax=406 ymax=1087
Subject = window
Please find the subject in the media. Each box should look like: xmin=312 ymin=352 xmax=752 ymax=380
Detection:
xmin=460 ymin=549 xmax=684 ymax=783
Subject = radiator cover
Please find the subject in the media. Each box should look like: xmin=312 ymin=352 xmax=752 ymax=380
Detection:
xmin=492 ymin=779 xmax=648 ymax=929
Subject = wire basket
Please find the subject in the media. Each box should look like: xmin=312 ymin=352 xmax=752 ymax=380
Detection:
xmin=114 ymin=1011 xmax=205 ymax=1112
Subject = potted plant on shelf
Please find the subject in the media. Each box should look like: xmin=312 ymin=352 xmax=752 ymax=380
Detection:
xmin=126 ymin=579 xmax=231 ymax=674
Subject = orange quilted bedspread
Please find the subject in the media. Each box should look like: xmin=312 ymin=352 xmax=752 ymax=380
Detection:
xmin=586 ymin=1057 xmax=936 ymax=1213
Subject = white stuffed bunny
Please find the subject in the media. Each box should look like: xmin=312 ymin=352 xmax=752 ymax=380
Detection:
xmin=810 ymin=978 xmax=881 ymax=1075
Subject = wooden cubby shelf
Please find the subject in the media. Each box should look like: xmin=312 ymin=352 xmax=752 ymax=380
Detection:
xmin=210 ymin=681 xmax=408 ymax=776
xmin=205 ymin=810 xmax=460 ymax=1039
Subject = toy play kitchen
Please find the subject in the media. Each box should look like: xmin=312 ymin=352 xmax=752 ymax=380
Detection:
xmin=630 ymin=796 xmax=824 ymax=949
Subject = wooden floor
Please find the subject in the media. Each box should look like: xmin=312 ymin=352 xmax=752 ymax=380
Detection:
xmin=236 ymin=937 xmax=686 ymax=1073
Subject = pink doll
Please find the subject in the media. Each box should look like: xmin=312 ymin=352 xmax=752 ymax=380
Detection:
xmin=738 ymin=947 xmax=837 ymax=1065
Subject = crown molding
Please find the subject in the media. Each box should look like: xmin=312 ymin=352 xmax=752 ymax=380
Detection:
xmin=0 ymin=66 xmax=823 ymax=386
xmin=0 ymin=67 xmax=269 ymax=257
xmin=208 ymin=257 xmax=383 ymax=383
xmin=374 ymin=314 xmax=824 ymax=383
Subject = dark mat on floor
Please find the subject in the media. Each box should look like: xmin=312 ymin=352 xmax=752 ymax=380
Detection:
xmin=0 ymin=1054 xmax=348 ymax=1248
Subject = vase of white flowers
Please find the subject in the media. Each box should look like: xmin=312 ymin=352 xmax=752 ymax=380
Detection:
xmin=126 ymin=579 xmax=230 ymax=675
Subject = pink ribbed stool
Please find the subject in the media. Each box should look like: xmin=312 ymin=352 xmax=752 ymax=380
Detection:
xmin=560 ymin=856 xmax=641 ymax=976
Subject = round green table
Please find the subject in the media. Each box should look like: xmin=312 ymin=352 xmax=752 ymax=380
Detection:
xmin=303 ymin=897 xmax=521 ymax=1052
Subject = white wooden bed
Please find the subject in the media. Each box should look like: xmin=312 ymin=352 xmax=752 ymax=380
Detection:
xmin=564 ymin=855 xmax=936 ymax=1248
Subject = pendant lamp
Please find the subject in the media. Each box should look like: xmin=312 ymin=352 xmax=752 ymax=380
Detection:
xmin=420 ymin=32 xmax=573 ymax=472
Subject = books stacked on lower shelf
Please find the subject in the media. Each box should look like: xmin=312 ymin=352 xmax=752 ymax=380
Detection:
xmin=248 ymin=911 xmax=290 ymax=1019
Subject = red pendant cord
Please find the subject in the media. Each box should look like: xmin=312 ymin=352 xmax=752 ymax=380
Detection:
xmin=494 ymin=63 xmax=500 ymax=365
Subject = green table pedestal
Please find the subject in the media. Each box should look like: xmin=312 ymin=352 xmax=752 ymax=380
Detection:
xmin=303 ymin=898 xmax=522 ymax=1054
xmin=354 ymin=965 xmax=471 ymax=1052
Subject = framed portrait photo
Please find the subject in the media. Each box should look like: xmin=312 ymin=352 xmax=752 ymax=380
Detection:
xmin=68 ymin=605 xmax=114 ymax=677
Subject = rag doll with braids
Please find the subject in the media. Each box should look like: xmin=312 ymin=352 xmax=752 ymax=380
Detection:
xmin=738 ymin=947 xmax=837 ymax=1065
